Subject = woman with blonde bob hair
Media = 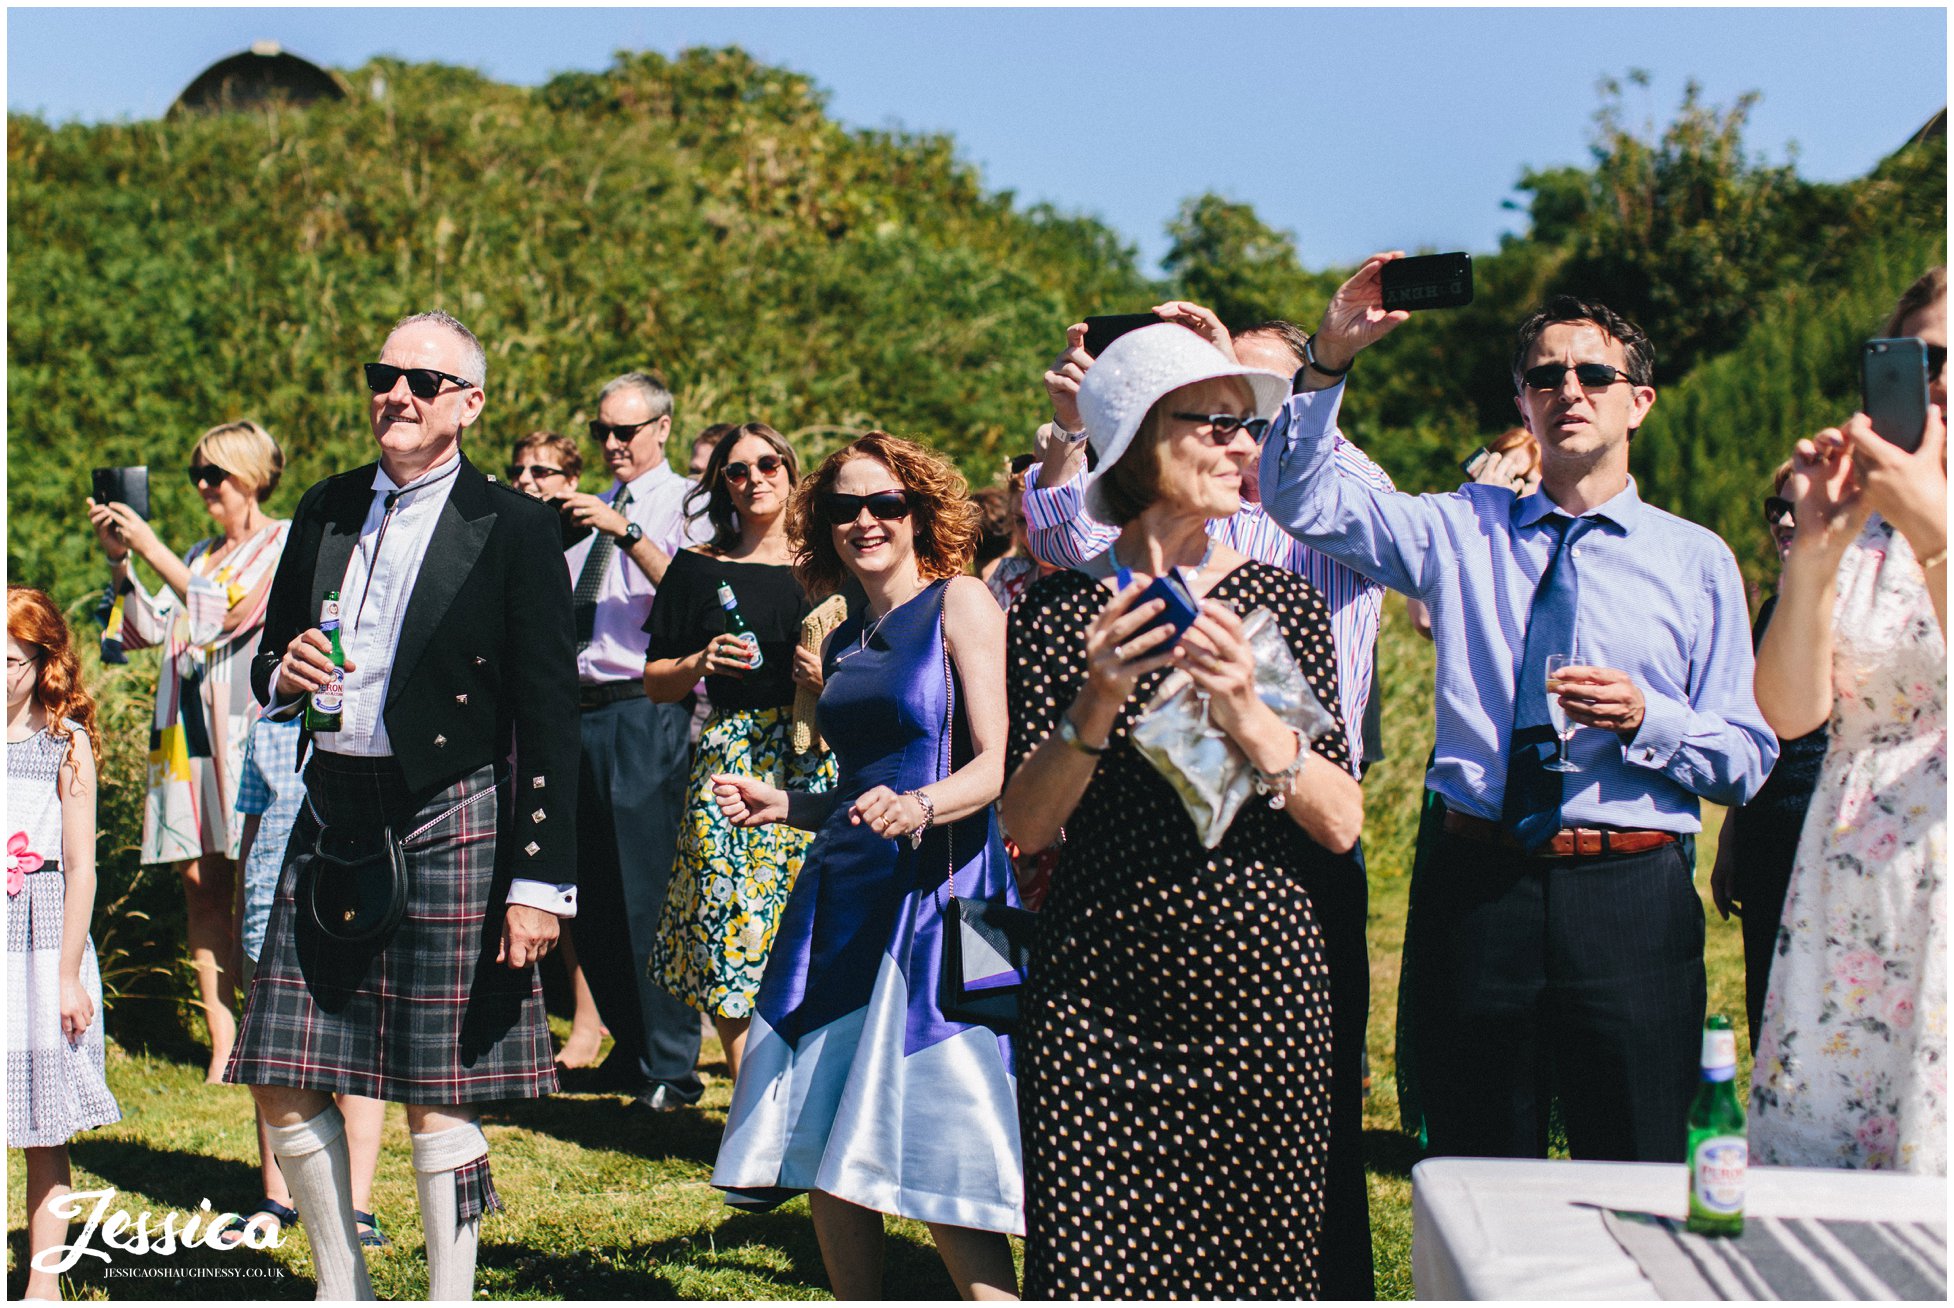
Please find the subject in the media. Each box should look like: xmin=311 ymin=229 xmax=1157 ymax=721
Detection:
xmin=709 ymin=431 xmax=1024 ymax=1300
xmin=85 ymin=418 xmax=290 ymax=1081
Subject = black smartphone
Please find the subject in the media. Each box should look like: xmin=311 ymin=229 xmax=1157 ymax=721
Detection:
xmin=556 ymin=499 xmax=593 ymax=551
xmin=92 ymin=466 xmax=150 ymax=519
xmin=1460 ymin=447 xmax=1493 ymax=480
xmin=1862 ymin=337 xmax=1930 ymax=453
xmin=1115 ymin=566 xmax=1201 ymax=645
xmin=1082 ymin=313 xmax=1162 ymax=360
xmin=1380 ymin=252 xmax=1474 ymax=312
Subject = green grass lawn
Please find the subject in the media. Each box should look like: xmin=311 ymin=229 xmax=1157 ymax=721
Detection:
xmin=8 ymin=604 xmax=1751 ymax=1299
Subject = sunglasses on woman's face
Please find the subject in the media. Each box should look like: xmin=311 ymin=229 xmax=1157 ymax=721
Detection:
xmin=363 ymin=362 xmax=476 ymax=400
xmin=724 ymin=454 xmax=786 ymax=485
xmin=188 ymin=463 xmax=232 ymax=488
xmin=1763 ymin=495 xmax=1795 ymax=527
xmin=1170 ymin=412 xmax=1272 ymax=445
xmin=508 ymin=464 xmax=566 ymax=482
xmin=822 ymin=490 xmax=912 ymax=523
xmin=1928 ymin=344 xmax=1948 ymax=374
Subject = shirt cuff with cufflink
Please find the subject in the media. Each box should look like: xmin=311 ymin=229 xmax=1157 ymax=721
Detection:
xmin=506 ymin=879 xmax=577 ymax=917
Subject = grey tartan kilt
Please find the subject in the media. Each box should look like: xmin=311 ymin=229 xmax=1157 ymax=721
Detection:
xmin=225 ymin=752 xmax=558 ymax=1104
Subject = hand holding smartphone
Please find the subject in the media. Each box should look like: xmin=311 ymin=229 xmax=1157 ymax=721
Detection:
xmin=1115 ymin=565 xmax=1201 ymax=644
xmin=1862 ymin=337 xmax=1930 ymax=453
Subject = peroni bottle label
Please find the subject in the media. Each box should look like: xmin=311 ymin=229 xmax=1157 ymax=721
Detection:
xmin=1691 ymin=1137 xmax=1747 ymax=1215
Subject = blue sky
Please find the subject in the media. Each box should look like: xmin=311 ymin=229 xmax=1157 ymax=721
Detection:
xmin=7 ymin=7 xmax=1946 ymax=272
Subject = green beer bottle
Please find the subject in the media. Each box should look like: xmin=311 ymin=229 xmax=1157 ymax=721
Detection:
xmin=716 ymin=582 xmax=763 ymax=669
xmin=304 ymin=590 xmax=347 ymax=732
xmin=1686 ymin=1014 xmax=1747 ymax=1236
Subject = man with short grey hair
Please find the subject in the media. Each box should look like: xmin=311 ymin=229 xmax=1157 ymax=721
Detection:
xmin=547 ymin=369 xmax=710 ymax=1110
xmin=232 ymin=310 xmax=580 ymax=1299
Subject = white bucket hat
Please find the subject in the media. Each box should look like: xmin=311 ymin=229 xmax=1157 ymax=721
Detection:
xmin=1077 ymin=323 xmax=1291 ymax=522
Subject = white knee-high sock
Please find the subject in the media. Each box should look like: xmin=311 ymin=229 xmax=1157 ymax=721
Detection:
xmin=264 ymin=1106 xmax=374 ymax=1301
xmin=410 ymin=1122 xmax=492 ymax=1302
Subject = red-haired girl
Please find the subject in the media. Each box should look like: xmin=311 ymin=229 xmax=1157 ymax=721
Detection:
xmin=8 ymin=586 xmax=121 ymax=1298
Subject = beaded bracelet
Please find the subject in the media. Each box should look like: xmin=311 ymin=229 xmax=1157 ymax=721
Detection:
xmin=907 ymin=789 xmax=937 ymax=849
xmin=1251 ymin=726 xmax=1309 ymax=808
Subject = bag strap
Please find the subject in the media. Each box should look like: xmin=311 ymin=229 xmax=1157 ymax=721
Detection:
xmin=933 ymin=585 xmax=958 ymax=899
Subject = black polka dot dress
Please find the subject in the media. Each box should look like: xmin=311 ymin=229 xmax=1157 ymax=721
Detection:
xmin=1007 ymin=563 xmax=1349 ymax=1300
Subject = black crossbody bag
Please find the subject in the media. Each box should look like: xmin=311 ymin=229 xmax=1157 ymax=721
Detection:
xmin=293 ymin=820 xmax=409 ymax=947
xmin=930 ymin=592 xmax=1038 ymax=1032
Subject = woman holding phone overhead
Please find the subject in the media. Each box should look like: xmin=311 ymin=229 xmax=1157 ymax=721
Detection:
xmin=999 ymin=323 xmax=1362 ymax=1298
xmin=85 ymin=420 xmax=289 ymax=1082
xmin=1749 ymin=267 xmax=1948 ymax=1175
xmin=708 ymin=432 xmax=1021 ymax=1300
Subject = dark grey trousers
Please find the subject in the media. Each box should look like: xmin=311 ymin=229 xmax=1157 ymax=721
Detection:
xmin=573 ymin=696 xmax=702 ymax=1100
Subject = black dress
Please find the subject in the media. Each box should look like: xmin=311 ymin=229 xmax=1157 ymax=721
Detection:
xmin=1008 ymin=562 xmax=1351 ymax=1300
xmin=1723 ymin=594 xmax=1827 ymax=1049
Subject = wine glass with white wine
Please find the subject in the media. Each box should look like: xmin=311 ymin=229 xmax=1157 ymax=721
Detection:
xmin=1544 ymin=653 xmax=1581 ymax=773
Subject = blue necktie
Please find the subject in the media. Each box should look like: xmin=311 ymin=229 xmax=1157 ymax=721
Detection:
xmin=1501 ymin=513 xmax=1598 ymax=852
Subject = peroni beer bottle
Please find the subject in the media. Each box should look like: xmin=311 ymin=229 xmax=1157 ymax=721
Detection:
xmin=304 ymin=591 xmax=347 ymax=731
xmin=1686 ymin=1014 xmax=1747 ymax=1236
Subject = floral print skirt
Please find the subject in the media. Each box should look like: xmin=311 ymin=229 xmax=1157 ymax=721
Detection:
xmin=650 ymin=707 xmax=837 ymax=1019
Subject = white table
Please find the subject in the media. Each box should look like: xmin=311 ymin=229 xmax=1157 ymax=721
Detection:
xmin=1412 ymin=1156 xmax=1948 ymax=1300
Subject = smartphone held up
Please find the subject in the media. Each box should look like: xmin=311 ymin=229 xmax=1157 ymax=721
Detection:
xmin=1861 ymin=337 xmax=1931 ymax=453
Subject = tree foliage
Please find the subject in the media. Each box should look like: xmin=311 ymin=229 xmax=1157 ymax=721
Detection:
xmin=1515 ymin=72 xmax=1855 ymax=380
xmin=7 ymin=46 xmax=1157 ymax=595
xmin=1163 ymin=193 xmax=1335 ymax=329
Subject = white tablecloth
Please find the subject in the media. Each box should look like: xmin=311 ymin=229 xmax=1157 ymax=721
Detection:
xmin=1412 ymin=1156 xmax=1948 ymax=1300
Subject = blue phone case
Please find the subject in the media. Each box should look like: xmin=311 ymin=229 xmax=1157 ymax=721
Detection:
xmin=1117 ymin=566 xmax=1201 ymax=641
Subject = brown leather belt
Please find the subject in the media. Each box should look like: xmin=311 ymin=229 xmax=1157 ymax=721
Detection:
xmin=578 ymin=680 xmax=645 ymax=711
xmin=1442 ymin=810 xmax=1678 ymax=858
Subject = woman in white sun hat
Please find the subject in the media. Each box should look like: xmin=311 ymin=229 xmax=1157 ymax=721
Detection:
xmin=1000 ymin=322 xmax=1364 ymax=1298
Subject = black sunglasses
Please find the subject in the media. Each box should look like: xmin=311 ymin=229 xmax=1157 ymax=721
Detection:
xmin=188 ymin=463 xmax=232 ymax=488
xmin=724 ymin=454 xmax=785 ymax=485
xmin=363 ymin=362 xmax=476 ymax=400
xmin=1929 ymin=344 xmax=1948 ymax=374
xmin=1171 ymin=412 xmax=1273 ymax=444
xmin=508 ymin=464 xmax=567 ymax=481
xmin=589 ymin=418 xmax=661 ymax=444
xmin=1520 ymin=362 xmax=1636 ymax=392
xmin=1763 ymin=495 xmax=1795 ymax=527
xmin=821 ymin=490 xmax=912 ymax=523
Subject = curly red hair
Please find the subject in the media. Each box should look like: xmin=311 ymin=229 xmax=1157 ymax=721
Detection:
xmin=788 ymin=432 xmax=981 ymax=600
xmin=8 ymin=586 xmax=99 ymax=763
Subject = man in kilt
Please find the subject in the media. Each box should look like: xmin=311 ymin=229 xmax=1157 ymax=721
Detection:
xmin=229 ymin=311 xmax=581 ymax=1300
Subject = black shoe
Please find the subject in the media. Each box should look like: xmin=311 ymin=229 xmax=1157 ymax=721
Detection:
xmin=630 ymin=1084 xmax=686 ymax=1113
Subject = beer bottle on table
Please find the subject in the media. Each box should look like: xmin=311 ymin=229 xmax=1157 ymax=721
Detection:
xmin=304 ymin=590 xmax=347 ymax=731
xmin=1686 ymin=1014 xmax=1747 ymax=1236
xmin=717 ymin=582 xmax=763 ymax=669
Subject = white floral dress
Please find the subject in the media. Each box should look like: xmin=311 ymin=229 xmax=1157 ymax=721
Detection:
xmin=1750 ymin=516 xmax=1946 ymax=1174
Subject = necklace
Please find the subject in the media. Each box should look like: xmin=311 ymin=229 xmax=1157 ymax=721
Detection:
xmin=836 ymin=578 xmax=928 ymax=664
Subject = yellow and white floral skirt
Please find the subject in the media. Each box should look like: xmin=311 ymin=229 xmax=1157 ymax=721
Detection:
xmin=650 ymin=706 xmax=837 ymax=1019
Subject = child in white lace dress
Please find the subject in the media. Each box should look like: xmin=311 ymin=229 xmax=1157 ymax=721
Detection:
xmin=8 ymin=586 xmax=121 ymax=1298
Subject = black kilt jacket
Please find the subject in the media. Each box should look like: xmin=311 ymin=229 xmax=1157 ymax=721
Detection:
xmin=250 ymin=452 xmax=582 ymax=887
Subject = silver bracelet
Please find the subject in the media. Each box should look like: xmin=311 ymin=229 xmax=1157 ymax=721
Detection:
xmin=1251 ymin=726 xmax=1309 ymax=808
xmin=907 ymin=789 xmax=937 ymax=849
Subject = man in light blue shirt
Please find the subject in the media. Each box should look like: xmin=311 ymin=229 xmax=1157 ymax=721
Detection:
xmin=1262 ymin=262 xmax=1776 ymax=1163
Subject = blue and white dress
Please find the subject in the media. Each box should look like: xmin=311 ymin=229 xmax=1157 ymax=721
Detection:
xmin=712 ymin=580 xmax=1024 ymax=1234
xmin=7 ymin=723 xmax=121 ymax=1147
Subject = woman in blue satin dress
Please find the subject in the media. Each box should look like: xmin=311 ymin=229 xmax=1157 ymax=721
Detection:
xmin=709 ymin=431 xmax=1023 ymax=1300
